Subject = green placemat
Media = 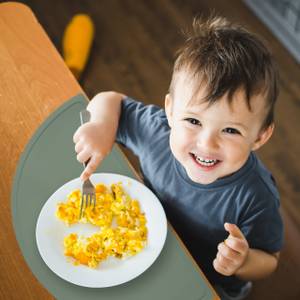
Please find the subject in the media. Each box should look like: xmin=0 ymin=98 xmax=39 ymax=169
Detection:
xmin=12 ymin=94 xmax=215 ymax=300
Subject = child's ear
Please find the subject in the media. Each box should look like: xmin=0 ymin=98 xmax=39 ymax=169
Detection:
xmin=252 ymin=123 xmax=274 ymax=151
xmin=165 ymin=93 xmax=173 ymax=127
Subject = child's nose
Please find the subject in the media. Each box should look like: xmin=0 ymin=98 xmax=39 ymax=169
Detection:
xmin=196 ymin=131 xmax=219 ymax=151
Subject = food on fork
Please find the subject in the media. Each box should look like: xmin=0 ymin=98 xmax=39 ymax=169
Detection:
xmin=56 ymin=182 xmax=148 ymax=268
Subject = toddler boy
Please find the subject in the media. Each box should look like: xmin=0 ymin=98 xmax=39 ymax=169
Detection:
xmin=73 ymin=17 xmax=283 ymax=300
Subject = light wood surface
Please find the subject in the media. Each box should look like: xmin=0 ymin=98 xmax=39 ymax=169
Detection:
xmin=0 ymin=3 xmax=81 ymax=299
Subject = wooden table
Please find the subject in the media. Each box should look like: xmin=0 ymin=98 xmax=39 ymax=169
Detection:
xmin=0 ymin=3 xmax=219 ymax=299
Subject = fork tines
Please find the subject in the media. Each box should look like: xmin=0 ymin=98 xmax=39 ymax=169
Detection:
xmin=79 ymin=193 xmax=96 ymax=219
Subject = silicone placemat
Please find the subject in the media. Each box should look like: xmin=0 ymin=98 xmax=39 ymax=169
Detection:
xmin=12 ymin=94 xmax=216 ymax=300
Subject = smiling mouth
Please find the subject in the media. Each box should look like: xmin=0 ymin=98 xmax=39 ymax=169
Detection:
xmin=191 ymin=153 xmax=221 ymax=167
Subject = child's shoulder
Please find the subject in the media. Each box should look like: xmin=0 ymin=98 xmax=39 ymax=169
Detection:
xmin=246 ymin=153 xmax=280 ymax=203
xmin=251 ymin=156 xmax=279 ymax=199
xmin=122 ymin=96 xmax=168 ymax=125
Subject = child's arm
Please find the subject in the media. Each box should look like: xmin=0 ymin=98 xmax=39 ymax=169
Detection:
xmin=235 ymin=248 xmax=279 ymax=280
xmin=213 ymin=223 xmax=280 ymax=280
xmin=73 ymin=91 xmax=125 ymax=181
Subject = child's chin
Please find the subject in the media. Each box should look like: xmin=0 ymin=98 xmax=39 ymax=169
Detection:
xmin=187 ymin=172 xmax=217 ymax=185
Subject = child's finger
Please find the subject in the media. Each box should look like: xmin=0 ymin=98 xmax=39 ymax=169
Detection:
xmin=76 ymin=148 xmax=91 ymax=164
xmin=81 ymin=170 xmax=90 ymax=182
xmin=73 ymin=123 xmax=89 ymax=143
xmin=80 ymin=153 xmax=102 ymax=181
xmin=73 ymin=127 xmax=82 ymax=143
xmin=216 ymin=251 xmax=233 ymax=267
xmin=224 ymin=223 xmax=245 ymax=240
xmin=213 ymin=258 xmax=231 ymax=276
xmin=218 ymin=242 xmax=240 ymax=262
xmin=225 ymin=237 xmax=248 ymax=254
xmin=75 ymin=139 xmax=85 ymax=153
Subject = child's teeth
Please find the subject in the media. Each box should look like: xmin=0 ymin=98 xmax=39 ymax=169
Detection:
xmin=197 ymin=156 xmax=216 ymax=163
xmin=195 ymin=155 xmax=218 ymax=166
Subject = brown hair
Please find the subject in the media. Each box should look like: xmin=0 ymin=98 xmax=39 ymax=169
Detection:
xmin=169 ymin=16 xmax=279 ymax=129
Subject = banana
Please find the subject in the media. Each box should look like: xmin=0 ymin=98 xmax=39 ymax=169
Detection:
xmin=63 ymin=14 xmax=94 ymax=79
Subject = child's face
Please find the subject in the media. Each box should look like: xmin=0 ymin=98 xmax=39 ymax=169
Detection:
xmin=165 ymin=74 xmax=274 ymax=184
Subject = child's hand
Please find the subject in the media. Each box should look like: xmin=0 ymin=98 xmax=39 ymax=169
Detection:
xmin=213 ymin=223 xmax=249 ymax=276
xmin=73 ymin=120 xmax=115 ymax=181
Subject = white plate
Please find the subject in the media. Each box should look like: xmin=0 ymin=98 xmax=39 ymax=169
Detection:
xmin=36 ymin=173 xmax=167 ymax=288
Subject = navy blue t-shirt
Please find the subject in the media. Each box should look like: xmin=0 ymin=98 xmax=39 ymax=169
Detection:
xmin=116 ymin=97 xmax=284 ymax=291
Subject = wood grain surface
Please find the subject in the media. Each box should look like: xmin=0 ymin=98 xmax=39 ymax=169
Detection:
xmin=0 ymin=2 xmax=81 ymax=299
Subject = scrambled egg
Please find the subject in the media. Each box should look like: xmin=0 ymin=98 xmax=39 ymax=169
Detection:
xmin=56 ymin=182 xmax=147 ymax=268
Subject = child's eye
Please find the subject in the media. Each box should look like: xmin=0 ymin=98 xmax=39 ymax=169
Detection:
xmin=223 ymin=127 xmax=241 ymax=135
xmin=184 ymin=118 xmax=201 ymax=126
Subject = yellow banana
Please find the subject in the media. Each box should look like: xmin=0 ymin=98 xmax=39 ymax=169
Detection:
xmin=63 ymin=14 xmax=94 ymax=79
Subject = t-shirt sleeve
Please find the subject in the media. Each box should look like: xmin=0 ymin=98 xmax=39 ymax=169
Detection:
xmin=240 ymin=194 xmax=284 ymax=253
xmin=116 ymin=96 xmax=167 ymax=157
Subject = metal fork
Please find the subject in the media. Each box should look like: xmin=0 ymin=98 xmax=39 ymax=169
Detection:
xmin=79 ymin=109 xmax=96 ymax=219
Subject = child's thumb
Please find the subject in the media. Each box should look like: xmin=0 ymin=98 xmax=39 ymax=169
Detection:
xmin=224 ymin=222 xmax=245 ymax=240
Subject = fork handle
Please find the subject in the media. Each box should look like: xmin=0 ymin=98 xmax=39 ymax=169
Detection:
xmin=80 ymin=109 xmax=91 ymax=168
xmin=80 ymin=109 xmax=91 ymax=124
